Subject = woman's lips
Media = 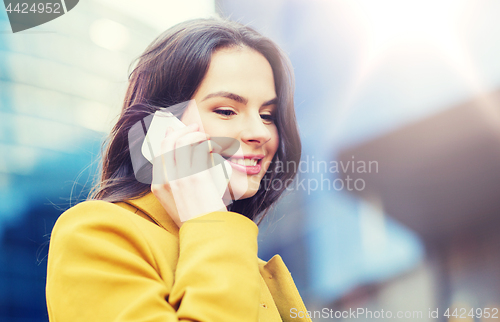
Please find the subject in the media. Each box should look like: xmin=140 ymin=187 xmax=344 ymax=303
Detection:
xmin=226 ymin=158 xmax=262 ymax=175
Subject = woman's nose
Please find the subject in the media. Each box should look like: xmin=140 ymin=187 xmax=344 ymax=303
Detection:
xmin=240 ymin=114 xmax=272 ymax=145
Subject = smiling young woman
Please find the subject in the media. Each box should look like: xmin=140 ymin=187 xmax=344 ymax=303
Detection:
xmin=185 ymin=46 xmax=280 ymax=203
xmin=45 ymin=18 xmax=311 ymax=322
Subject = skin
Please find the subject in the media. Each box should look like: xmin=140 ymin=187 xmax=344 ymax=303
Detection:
xmin=151 ymin=46 xmax=279 ymax=227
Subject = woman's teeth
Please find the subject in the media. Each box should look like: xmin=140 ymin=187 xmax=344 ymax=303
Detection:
xmin=228 ymin=158 xmax=258 ymax=166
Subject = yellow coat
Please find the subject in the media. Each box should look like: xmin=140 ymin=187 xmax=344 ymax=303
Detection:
xmin=46 ymin=192 xmax=313 ymax=322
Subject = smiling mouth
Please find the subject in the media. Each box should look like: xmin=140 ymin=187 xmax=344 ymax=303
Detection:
xmin=221 ymin=155 xmax=264 ymax=174
xmin=223 ymin=157 xmax=261 ymax=167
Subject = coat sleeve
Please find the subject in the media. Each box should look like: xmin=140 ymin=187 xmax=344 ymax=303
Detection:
xmin=45 ymin=200 xmax=261 ymax=322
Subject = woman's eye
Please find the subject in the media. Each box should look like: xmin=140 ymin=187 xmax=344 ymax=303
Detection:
xmin=214 ymin=109 xmax=236 ymax=117
xmin=261 ymin=114 xmax=275 ymax=123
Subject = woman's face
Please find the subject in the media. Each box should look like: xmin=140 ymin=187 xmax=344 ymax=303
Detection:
xmin=181 ymin=46 xmax=279 ymax=201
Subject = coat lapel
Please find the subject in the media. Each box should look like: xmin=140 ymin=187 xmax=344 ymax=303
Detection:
xmin=258 ymin=255 xmax=312 ymax=322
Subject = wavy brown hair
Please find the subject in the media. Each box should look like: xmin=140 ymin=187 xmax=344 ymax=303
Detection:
xmin=88 ymin=18 xmax=301 ymax=224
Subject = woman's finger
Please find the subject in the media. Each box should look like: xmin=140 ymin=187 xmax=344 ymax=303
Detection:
xmin=160 ymin=123 xmax=199 ymax=158
xmin=174 ymin=131 xmax=209 ymax=178
xmin=192 ymin=140 xmax=212 ymax=176
xmin=158 ymin=125 xmax=202 ymax=180
xmin=154 ymin=127 xmax=176 ymax=184
xmin=175 ymin=131 xmax=208 ymax=150
xmin=209 ymin=140 xmax=222 ymax=155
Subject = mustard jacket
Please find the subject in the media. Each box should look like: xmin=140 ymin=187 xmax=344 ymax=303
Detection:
xmin=46 ymin=192 xmax=312 ymax=322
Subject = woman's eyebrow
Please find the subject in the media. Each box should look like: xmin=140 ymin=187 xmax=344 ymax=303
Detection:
xmin=202 ymin=91 xmax=278 ymax=107
xmin=262 ymin=97 xmax=278 ymax=107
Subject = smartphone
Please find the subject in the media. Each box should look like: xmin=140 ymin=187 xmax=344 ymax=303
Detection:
xmin=141 ymin=109 xmax=186 ymax=163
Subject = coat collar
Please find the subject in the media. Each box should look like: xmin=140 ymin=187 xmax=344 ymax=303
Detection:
xmin=124 ymin=192 xmax=180 ymax=237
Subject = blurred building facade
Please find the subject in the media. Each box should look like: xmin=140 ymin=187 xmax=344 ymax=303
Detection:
xmin=337 ymin=91 xmax=500 ymax=321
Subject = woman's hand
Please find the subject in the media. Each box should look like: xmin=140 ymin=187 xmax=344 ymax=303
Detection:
xmin=151 ymin=123 xmax=227 ymax=228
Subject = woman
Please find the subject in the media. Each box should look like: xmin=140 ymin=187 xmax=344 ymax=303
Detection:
xmin=46 ymin=18 xmax=311 ymax=322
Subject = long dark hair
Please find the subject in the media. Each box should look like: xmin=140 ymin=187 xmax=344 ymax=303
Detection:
xmin=88 ymin=18 xmax=301 ymax=224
